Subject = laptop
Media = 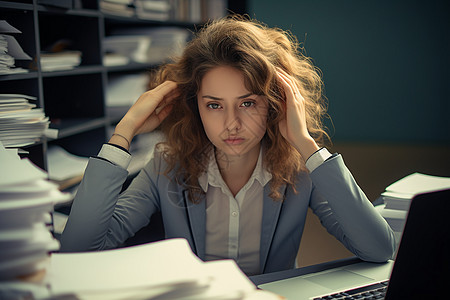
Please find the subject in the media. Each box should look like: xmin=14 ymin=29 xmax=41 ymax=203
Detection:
xmin=258 ymin=189 xmax=450 ymax=299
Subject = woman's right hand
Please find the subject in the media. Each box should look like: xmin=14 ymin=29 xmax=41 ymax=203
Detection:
xmin=109 ymin=81 xmax=178 ymax=150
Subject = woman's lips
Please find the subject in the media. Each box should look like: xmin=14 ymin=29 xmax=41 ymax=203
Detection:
xmin=224 ymin=137 xmax=245 ymax=145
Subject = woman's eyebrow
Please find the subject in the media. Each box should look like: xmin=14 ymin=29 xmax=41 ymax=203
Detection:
xmin=201 ymin=95 xmax=223 ymax=101
xmin=238 ymin=93 xmax=254 ymax=99
xmin=201 ymin=93 xmax=255 ymax=100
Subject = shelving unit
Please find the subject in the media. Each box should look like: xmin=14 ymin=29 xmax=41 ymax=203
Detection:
xmin=0 ymin=0 xmax=242 ymax=173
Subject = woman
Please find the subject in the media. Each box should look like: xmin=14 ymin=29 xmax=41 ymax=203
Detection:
xmin=61 ymin=16 xmax=395 ymax=276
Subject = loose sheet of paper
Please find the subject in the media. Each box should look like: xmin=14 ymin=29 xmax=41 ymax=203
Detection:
xmin=384 ymin=172 xmax=450 ymax=196
xmin=48 ymin=239 xmax=205 ymax=294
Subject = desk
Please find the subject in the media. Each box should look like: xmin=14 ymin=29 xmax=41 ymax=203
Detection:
xmin=250 ymin=257 xmax=394 ymax=300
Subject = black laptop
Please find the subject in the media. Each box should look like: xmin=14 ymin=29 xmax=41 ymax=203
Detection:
xmin=313 ymin=188 xmax=450 ymax=299
xmin=383 ymin=188 xmax=450 ymax=299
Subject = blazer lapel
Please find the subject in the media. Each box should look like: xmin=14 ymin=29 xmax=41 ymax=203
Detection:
xmin=259 ymin=184 xmax=286 ymax=273
xmin=184 ymin=190 xmax=206 ymax=260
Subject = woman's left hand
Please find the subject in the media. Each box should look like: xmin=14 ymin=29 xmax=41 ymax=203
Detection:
xmin=277 ymin=68 xmax=320 ymax=159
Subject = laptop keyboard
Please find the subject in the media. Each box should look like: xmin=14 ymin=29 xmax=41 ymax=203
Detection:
xmin=312 ymin=280 xmax=389 ymax=299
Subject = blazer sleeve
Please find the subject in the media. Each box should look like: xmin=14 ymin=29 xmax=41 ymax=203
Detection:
xmin=308 ymin=153 xmax=396 ymax=262
xmin=60 ymin=152 xmax=164 ymax=252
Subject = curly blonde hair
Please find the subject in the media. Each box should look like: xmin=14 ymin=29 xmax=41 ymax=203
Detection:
xmin=150 ymin=15 xmax=330 ymax=202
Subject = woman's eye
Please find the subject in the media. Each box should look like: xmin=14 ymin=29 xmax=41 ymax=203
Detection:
xmin=241 ymin=101 xmax=255 ymax=108
xmin=207 ymin=103 xmax=221 ymax=109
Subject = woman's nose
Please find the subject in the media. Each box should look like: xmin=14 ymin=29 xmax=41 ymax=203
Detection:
xmin=225 ymin=108 xmax=242 ymax=132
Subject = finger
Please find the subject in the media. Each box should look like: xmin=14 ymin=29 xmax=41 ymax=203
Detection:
xmin=277 ymin=68 xmax=303 ymax=100
xmin=277 ymin=70 xmax=296 ymax=97
xmin=157 ymin=103 xmax=174 ymax=121
xmin=151 ymin=80 xmax=178 ymax=94
xmin=155 ymin=87 xmax=180 ymax=115
xmin=277 ymin=72 xmax=296 ymax=106
xmin=141 ymin=81 xmax=178 ymax=112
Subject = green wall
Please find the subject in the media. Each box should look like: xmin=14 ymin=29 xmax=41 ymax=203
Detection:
xmin=249 ymin=0 xmax=449 ymax=143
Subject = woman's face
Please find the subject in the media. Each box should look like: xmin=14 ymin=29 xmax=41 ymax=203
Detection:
xmin=197 ymin=66 xmax=268 ymax=159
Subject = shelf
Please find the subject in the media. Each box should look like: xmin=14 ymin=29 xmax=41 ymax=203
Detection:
xmin=49 ymin=118 xmax=108 ymax=139
xmin=36 ymin=6 xmax=100 ymax=18
xmin=41 ymin=65 xmax=104 ymax=77
xmin=0 ymin=1 xmax=33 ymax=10
xmin=0 ymin=72 xmax=39 ymax=81
xmin=103 ymin=13 xmax=197 ymax=28
xmin=106 ymin=62 xmax=156 ymax=73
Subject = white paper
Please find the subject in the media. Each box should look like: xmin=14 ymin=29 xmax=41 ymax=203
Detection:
xmin=46 ymin=146 xmax=89 ymax=181
xmin=0 ymin=223 xmax=48 ymax=242
xmin=384 ymin=172 xmax=450 ymax=196
xmin=0 ymin=20 xmax=21 ymax=33
xmin=0 ymin=94 xmax=37 ymax=101
xmin=46 ymin=238 xmax=279 ymax=300
xmin=0 ymin=142 xmax=63 ymax=281
xmin=48 ymin=238 xmax=205 ymax=294
xmin=192 ymin=260 xmax=255 ymax=299
xmin=0 ymin=152 xmax=47 ymax=187
xmin=1 ymin=35 xmax=32 ymax=60
xmin=0 ymin=224 xmax=55 ymax=251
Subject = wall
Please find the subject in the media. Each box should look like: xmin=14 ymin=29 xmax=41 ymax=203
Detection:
xmin=249 ymin=0 xmax=449 ymax=143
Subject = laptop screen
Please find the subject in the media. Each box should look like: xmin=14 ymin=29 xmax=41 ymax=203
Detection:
xmin=386 ymin=189 xmax=450 ymax=299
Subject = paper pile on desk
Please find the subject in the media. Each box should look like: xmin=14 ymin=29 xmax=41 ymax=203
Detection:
xmin=47 ymin=238 xmax=279 ymax=300
xmin=0 ymin=142 xmax=70 ymax=280
xmin=379 ymin=172 xmax=450 ymax=246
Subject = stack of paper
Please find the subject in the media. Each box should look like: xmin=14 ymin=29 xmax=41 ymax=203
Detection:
xmin=0 ymin=142 xmax=70 ymax=280
xmin=100 ymin=0 xmax=134 ymax=17
xmin=46 ymin=238 xmax=278 ymax=299
xmin=40 ymin=50 xmax=82 ymax=72
xmin=135 ymin=0 xmax=171 ymax=21
xmin=142 ymin=27 xmax=190 ymax=63
xmin=380 ymin=172 xmax=450 ymax=243
xmin=105 ymin=26 xmax=190 ymax=65
xmin=0 ymin=20 xmax=32 ymax=75
xmin=103 ymin=35 xmax=152 ymax=64
xmin=0 ymin=94 xmax=50 ymax=147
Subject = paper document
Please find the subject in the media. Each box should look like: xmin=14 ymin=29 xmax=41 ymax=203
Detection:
xmin=46 ymin=146 xmax=88 ymax=181
xmin=379 ymin=172 xmax=450 ymax=248
xmin=0 ymin=20 xmax=21 ymax=33
xmin=47 ymin=238 xmax=280 ymax=299
xmin=2 ymin=35 xmax=32 ymax=60
xmin=383 ymin=172 xmax=450 ymax=197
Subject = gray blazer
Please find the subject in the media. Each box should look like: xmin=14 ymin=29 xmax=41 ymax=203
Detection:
xmin=60 ymin=152 xmax=395 ymax=274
